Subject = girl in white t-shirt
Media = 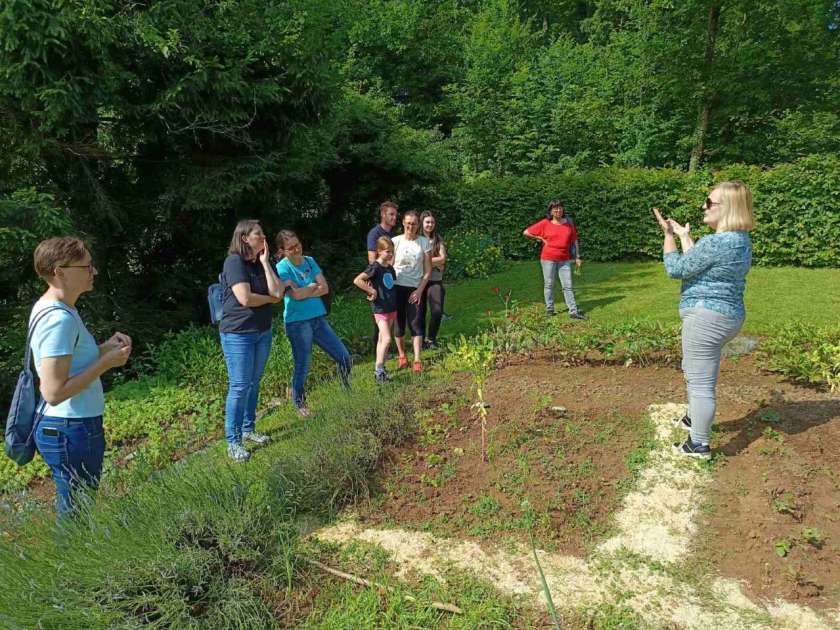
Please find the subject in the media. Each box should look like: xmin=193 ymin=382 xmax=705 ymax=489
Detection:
xmin=391 ymin=210 xmax=432 ymax=373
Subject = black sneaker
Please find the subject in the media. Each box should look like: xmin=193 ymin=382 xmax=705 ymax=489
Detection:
xmin=422 ymin=339 xmax=440 ymax=351
xmin=569 ymin=311 xmax=586 ymax=320
xmin=672 ymin=437 xmax=711 ymax=460
xmin=546 ymin=310 xmax=556 ymax=317
xmin=673 ymin=414 xmax=692 ymax=431
xmin=375 ymin=370 xmax=392 ymax=384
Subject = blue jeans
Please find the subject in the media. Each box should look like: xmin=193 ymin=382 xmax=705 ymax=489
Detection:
xmin=540 ymin=260 xmax=578 ymax=314
xmin=680 ymin=307 xmax=743 ymax=444
xmin=220 ymin=328 xmax=273 ymax=444
xmin=285 ymin=316 xmax=352 ymax=409
xmin=35 ymin=415 xmax=105 ymax=517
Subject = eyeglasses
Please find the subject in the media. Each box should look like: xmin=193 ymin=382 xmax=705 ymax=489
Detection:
xmin=704 ymin=197 xmax=721 ymax=209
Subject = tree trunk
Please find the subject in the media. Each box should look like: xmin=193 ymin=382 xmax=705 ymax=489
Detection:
xmin=689 ymin=2 xmax=721 ymax=172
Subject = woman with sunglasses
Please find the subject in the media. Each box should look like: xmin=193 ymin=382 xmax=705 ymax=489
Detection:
xmin=653 ymin=181 xmax=754 ymax=459
xmin=28 ymin=237 xmax=133 ymax=517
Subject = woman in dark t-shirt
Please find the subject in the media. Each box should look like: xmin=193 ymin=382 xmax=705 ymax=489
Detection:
xmin=219 ymin=219 xmax=286 ymax=462
xmin=523 ymin=199 xmax=585 ymax=320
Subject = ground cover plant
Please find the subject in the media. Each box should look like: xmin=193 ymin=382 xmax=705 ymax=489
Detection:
xmin=0 ymin=297 xmax=374 ymax=496
xmin=2 ymin=261 xmax=836 ymax=499
xmin=0 ymin=371 xmax=424 ymax=628
xmin=1 ymin=263 xmax=838 ymax=628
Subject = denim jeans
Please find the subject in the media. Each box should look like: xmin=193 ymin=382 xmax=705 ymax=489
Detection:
xmin=285 ymin=316 xmax=352 ymax=408
xmin=35 ymin=415 xmax=105 ymax=517
xmin=220 ymin=328 xmax=273 ymax=444
xmin=540 ymin=260 xmax=578 ymax=314
xmin=680 ymin=306 xmax=743 ymax=444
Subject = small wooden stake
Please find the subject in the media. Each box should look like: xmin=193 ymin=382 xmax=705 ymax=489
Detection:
xmin=301 ymin=556 xmax=463 ymax=614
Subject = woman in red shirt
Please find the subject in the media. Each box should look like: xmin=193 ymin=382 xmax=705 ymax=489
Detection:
xmin=523 ymin=199 xmax=585 ymax=319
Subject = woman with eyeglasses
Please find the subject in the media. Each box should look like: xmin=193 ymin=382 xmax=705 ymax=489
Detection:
xmin=28 ymin=237 xmax=133 ymax=517
xmin=275 ymin=230 xmax=352 ymax=417
xmin=653 ymin=181 xmax=754 ymax=460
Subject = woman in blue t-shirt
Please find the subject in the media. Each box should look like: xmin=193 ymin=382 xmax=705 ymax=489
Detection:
xmin=219 ymin=220 xmax=287 ymax=462
xmin=275 ymin=230 xmax=352 ymax=417
xmin=29 ymin=237 xmax=133 ymax=517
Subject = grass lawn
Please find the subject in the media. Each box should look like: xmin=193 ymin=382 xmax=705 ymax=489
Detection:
xmin=439 ymin=261 xmax=840 ymax=337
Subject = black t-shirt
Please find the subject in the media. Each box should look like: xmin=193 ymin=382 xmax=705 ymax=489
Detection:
xmin=220 ymin=254 xmax=274 ymax=333
xmin=366 ymin=224 xmax=394 ymax=253
xmin=364 ymin=261 xmax=397 ymax=314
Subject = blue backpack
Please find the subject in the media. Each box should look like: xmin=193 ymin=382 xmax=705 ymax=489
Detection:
xmin=208 ymin=274 xmax=224 ymax=325
xmin=5 ymin=306 xmax=76 ymax=466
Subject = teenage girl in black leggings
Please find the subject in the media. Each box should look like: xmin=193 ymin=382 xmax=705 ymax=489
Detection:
xmin=420 ymin=211 xmax=446 ymax=350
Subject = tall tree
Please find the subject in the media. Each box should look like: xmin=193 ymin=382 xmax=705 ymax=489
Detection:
xmin=688 ymin=2 xmax=721 ymax=171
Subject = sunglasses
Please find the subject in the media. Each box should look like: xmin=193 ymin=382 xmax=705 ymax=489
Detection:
xmin=704 ymin=197 xmax=721 ymax=209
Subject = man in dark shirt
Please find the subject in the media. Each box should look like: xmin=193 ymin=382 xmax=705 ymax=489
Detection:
xmin=366 ymin=201 xmax=398 ymax=351
xmin=367 ymin=201 xmax=398 ymax=262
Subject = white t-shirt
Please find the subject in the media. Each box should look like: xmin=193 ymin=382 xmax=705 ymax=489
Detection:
xmin=29 ymin=299 xmax=105 ymax=418
xmin=392 ymin=234 xmax=431 ymax=288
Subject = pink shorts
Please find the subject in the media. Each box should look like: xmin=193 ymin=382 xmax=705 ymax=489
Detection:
xmin=374 ymin=311 xmax=397 ymax=323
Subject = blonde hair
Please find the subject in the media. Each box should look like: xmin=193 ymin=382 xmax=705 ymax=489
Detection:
xmin=715 ymin=181 xmax=754 ymax=232
xmin=375 ymin=235 xmax=394 ymax=253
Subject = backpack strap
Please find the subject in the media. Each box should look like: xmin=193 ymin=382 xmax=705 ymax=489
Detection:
xmin=23 ymin=305 xmax=79 ymax=371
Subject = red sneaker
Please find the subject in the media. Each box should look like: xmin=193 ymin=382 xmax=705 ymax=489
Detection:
xmin=397 ymin=355 xmax=409 ymax=370
xmin=412 ymin=361 xmax=423 ymax=374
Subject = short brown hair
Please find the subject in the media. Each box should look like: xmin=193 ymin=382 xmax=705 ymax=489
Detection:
xmin=379 ymin=200 xmax=398 ymax=219
xmin=228 ymin=219 xmax=262 ymax=258
xmin=33 ymin=237 xmax=88 ymax=279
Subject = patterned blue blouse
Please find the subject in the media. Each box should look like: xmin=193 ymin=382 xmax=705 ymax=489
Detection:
xmin=663 ymin=231 xmax=752 ymax=320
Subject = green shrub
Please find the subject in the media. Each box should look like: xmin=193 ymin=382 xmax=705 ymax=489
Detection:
xmin=438 ymin=155 xmax=840 ymax=267
xmin=458 ymin=306 xmax=682 ymax=367
xmin=0 ymin=463 xmax=296 ymax=629
xmin=445 ymin=227 xmax=504 ymax=279
xmin=270 ymin=385 xmax=417 ymax=516
xmin=760 ymin=323 xmax=840 ymax=391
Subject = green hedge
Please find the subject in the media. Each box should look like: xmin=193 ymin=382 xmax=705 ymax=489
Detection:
xmin=430 ymin=155 xmax=840 ymax=267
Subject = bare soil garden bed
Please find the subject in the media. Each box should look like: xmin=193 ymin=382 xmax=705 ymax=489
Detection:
xmin=358 ymin=355 xmax=840 ymax=610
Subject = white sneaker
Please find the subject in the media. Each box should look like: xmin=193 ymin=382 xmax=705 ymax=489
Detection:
xmin=227 ymin=443 xmax=250 ymax=462
xmin=242 ymin=431 xmax=270 ymax=445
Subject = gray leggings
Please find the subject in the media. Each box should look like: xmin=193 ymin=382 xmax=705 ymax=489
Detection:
xmin=540 ymin=260 xmax=578 ymax=314
xmin=680 ymin=306 xmax=743 ymax=445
